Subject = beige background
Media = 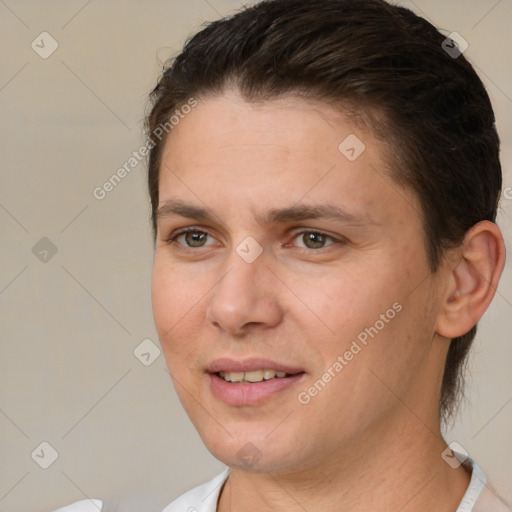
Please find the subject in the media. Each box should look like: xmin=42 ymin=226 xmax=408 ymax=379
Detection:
xmin=0 ymin=1 xmax=511 ymax=511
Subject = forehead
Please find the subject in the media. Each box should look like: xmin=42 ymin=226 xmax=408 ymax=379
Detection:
xmin=164 ymin=92 xmax=365 ymax=159
xmin=157 ymin=91 xmax=420 ymax=228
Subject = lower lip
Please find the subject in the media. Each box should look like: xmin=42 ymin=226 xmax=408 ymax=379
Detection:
xmin=208 ymin=373 xmax=305 ymax=406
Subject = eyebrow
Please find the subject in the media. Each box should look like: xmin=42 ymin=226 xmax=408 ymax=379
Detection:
xmin=156 ymin=199 xmax=375 ymax=227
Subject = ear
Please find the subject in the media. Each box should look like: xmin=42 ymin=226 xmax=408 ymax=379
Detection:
xmin=436 ymin=220 xmax=506 ymax=338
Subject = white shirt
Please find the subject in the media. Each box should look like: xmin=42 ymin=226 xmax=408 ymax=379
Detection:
xmin=53 ymin=458 xmax=510 ymax=512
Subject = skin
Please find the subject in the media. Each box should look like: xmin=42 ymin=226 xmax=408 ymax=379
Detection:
xmin=151 ymin=90 xmax=505 ymax=511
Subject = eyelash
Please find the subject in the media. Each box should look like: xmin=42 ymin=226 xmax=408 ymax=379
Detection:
xmin=165 ymin=227 xmax=344 ymax=251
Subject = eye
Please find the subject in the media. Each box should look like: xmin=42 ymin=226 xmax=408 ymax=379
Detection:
xmin=168 ymin=228 xmax=216 ymax=248
xmin=290 ymin=230 xmax=338 ymax=250
xmin=165 ymin=228 xmax=343 ymax=251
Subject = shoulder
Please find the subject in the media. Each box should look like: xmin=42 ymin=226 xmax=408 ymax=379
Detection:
xmin=161 ymin=468 xmax=230 ymax=512
xmin=51 ymin=499 xmax=103 ymax=512
xmin=48 ymin=470 xmax=229 ymax=512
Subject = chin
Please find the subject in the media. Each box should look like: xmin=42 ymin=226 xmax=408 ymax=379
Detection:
xmin=197 ymin=426 xmax=312 ymax=474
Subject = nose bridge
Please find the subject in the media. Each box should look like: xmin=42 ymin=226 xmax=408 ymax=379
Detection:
xmin=219 ymin=233 xmax=268 ymax=294
xmin=214 ymin=242 xmax=268 ymax=309
xmin=205 ymin=242 xmax=283 ymax=333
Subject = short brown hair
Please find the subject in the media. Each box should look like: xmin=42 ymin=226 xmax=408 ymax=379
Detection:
xmin=145 ymin=0 xmax=502 ymax=423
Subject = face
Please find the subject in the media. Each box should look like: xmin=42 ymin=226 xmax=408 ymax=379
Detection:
xmin=151 ymin=90 xmax=449 ymax=474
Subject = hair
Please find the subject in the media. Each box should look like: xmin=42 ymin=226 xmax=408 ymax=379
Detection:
xmin=145 ymin=0 xmax=502 ymax=424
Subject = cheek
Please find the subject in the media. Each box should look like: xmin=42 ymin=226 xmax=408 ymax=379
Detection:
xmin=295 ymin=263 xmax=400 ymax=340
xmin=151 ymin=254 xmax=201 ymax=359
xmin=151 ymin=256 xmax=177 ymax=336
xmin=342 ymin=281 xmax=438 ymax=406
xmin=303 ymin=259 xmax=427 ymax=377
xmin=152 ymin=252 xmax=204 ymax=322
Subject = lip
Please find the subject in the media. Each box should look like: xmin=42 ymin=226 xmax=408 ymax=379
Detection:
xmin=208 ymin=372 xmax=305 ymax=406
xmin=206 ymin=357 xmax=304 ymax=374
xmin=206 ymin=357 xmax=306 ymax=407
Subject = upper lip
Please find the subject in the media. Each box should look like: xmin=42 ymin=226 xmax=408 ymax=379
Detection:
xmin=206 ymin=357 xmax=305 ymax=374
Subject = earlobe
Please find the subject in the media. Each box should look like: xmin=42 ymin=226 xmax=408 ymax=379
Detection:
xmin=436 ymin=220 xmax=506 ymax=339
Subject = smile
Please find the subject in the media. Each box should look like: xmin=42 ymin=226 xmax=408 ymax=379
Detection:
xmin=218 ymin=369 xmax=293 ymax=383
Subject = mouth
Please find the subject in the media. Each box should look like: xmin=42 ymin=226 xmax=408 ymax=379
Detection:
xmin=206 ymin=358 xmax=306 ymax=406
xmin=217 ymin=369 xmax=301 ymax=383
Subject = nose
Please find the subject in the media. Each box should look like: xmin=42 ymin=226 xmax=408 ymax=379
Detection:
xmin=205 ymin=247 xmax=284 ymax=337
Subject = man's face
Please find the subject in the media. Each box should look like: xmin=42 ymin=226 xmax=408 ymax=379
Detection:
xmin=152 ymin=91 xmax=448 ymax=473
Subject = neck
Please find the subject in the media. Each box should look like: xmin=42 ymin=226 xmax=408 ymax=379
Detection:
xmin=217 ymin=411 xmax=471 ymax=512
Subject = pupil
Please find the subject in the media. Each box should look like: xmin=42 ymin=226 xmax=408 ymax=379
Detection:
xmin=305 ymin=232 xmax=324 ymax=249
xmin=186 ymin=232 xmax=205 ymax=247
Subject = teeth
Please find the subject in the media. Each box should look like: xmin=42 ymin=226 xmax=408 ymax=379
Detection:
xmin=263 ymin=370 xmax=276 ymax=380
xmin=219 ymin=369 xmax=289 ymax=383
xmin=245 ymin=370 xmax=264 ymax=382
xmin=224 ymin=371 xmax=244 ymax=382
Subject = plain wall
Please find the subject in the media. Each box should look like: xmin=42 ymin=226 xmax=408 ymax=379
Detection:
xmin=0 ymin=1 xmax=511 ymax=511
